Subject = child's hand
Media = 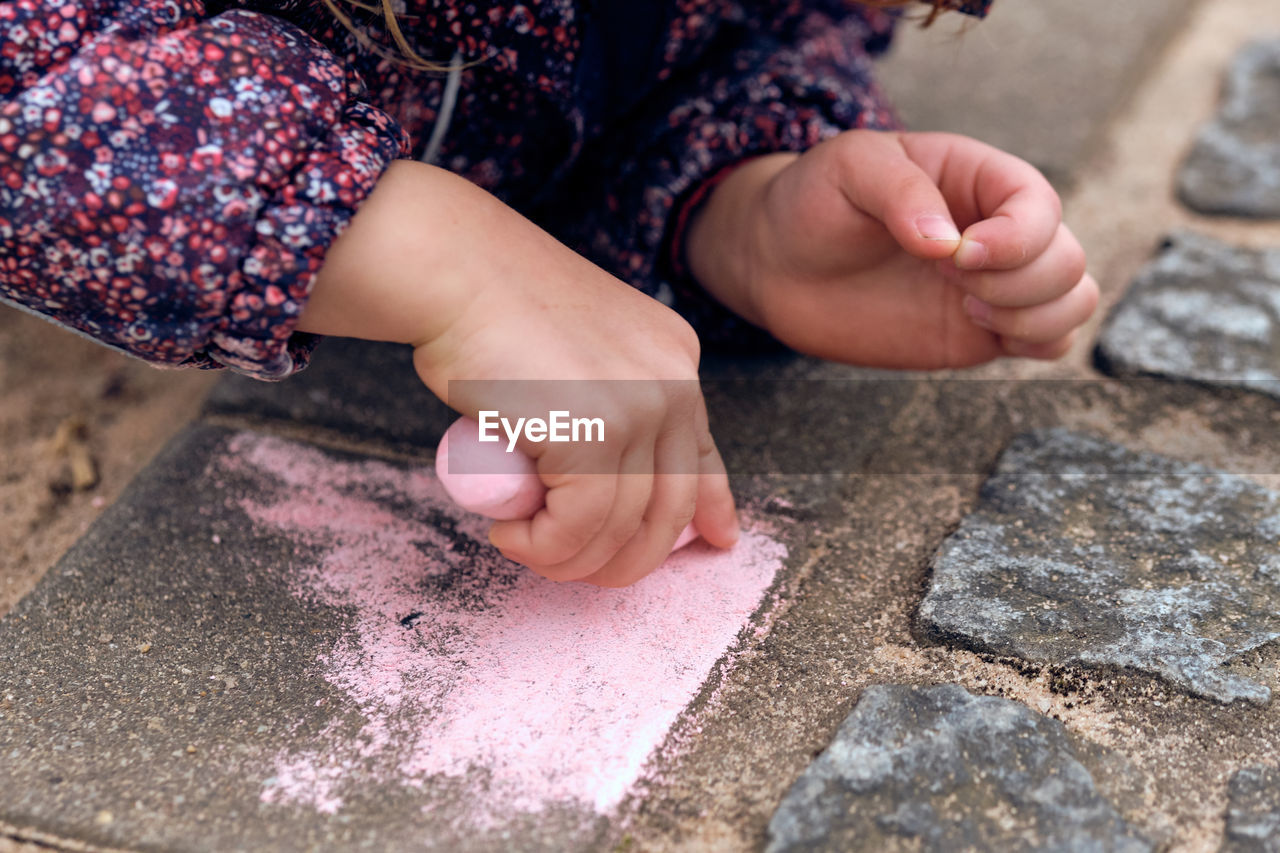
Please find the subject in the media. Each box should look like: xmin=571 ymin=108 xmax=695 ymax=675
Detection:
xmin=413 ymin=210 xmax=740 ymax=587
xmin=686 ymin=131 xmax=1099 ymax=368
xmin=301 ymin=161 xmax=739 ymax=587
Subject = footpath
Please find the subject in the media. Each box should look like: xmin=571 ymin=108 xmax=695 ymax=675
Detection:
xmin=3 ymin=0 xmax=1280 ymax=849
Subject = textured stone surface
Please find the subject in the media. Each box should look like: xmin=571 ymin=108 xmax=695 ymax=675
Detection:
xmin=766 ymin=684 xmax=1151 ymax=853
xmin=0 ymin=424 xmax=793 ymax=851
xmin=1178 ymin=39 xmax=1280 ymax=217
xmin=1094 ymin=231 xmax=1280 ymax=398
xmin=1224 ymin=766 xmax=1280 ymax=852
xmin=920 ymin=428 xmax=1280 ymax=705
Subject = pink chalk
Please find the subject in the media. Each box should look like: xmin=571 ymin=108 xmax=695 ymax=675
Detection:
xmin=437 ymin=417 xmax=700 ymax=551
xmin=435 ymin=420 xmax=546 ymax=520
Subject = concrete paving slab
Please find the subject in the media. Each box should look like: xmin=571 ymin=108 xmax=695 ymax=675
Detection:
xmin=1178 ymin=39 xmax=1280 ymax=218
xmin=1094 ymin=231 xmax=1280 ymax=398
xmin=920 ymin=428 xmax=1280 ymax=706
xmin=766 ymin=684 xmax=1152 ymax=853
xmin=0 ymin=423 xmax=808 ymax=851
xmin=877 ymin=0 xmax=1200 ymax=187
xmin=15 ymin=372 xmax=1280 ymax=851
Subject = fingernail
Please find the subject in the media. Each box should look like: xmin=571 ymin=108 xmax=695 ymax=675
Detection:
xmin=915 ymin=215 xmax=961 ymax=242
xmin=963 ymin=294 xmax=994 ymax=328
xmin=955 ymin=238 xmax=988 ymax=269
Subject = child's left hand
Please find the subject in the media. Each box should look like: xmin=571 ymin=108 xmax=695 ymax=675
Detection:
xmin=684 ymin=130 xmax=1099 ymax=368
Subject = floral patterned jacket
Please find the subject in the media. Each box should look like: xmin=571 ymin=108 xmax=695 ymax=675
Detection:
xmin=0 ymin=0 xmax=990 ymax=379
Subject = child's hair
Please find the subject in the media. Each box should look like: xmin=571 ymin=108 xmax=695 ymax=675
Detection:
xmin=322 ymin=0 xmax=951 ymax=73
xmin=320 ymin=0 xmax=454 ymax=73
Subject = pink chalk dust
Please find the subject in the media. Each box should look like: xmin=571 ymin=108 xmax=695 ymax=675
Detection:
xmin=218 ymin=433 xmax=785 ymax=825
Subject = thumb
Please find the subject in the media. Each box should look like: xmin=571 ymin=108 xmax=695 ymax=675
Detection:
xmin=833 ymin=131 xmax=961 ymax=261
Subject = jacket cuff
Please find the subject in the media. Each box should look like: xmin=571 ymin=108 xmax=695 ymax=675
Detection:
xmin=667 ymin=158 xmax=763 ymax=283
xmin=198 ymin=101 xmax=406 ymax=380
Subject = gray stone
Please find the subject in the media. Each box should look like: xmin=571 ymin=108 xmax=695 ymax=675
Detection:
xmin=1094 ymin=231 xmax=1280 ymax=400
xmin=766 ymin=684 xmax=1151 ymax=853
xmin=1224 ymin=766 xmax=1280 ymax=853
xmin=1178 ymin=40 xmax=1280 ymax=217
xmin=919 ymin=428 xmax=1280 ymax=705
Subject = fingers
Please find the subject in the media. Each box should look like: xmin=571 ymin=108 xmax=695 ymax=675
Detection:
xmin=493 ymin=387 xmax=738 ymax=587
xmin=691 ymin=393 xmax=738 ymax=549
xmin=935 ymin=152 xmax=1094 ymax=361
xmin=833 ymin=131 xmax=1068 ymax=278
xmin=831 ymin=131 xmax=963 ymax=262
xmin=583 ymin=395 xmax=739 ymax=586
xmin=578 ymin=391 xmax=738 ymax=587
xmin=487 ymin=443 xmax=640 ymax=577
xmin=1003 ymin=331 xmax=1079 ymax=360
xmin=954 ymin=190 xmax=1060 ymax=273
xmin=903 ymin=133 xmax=1063 ymax=273
xmin=580 ymin=421 xmax=700 ymax=588
xmin=890 ymin=133 xmax=1095 ymax=356
xmin=951 ymin=224 xmax=1088 ymax=308
xmin=962 ymin=272 xmax=1100 ymax=353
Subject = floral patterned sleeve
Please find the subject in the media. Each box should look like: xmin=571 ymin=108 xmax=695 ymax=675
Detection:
xmin=539 ymin=0 xmax=991 ymax=347
xmin=0 ymin=0 xmax=408 ymax=379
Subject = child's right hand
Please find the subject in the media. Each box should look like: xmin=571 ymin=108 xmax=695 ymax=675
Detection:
xmin=301 ymin=160 xmax=739 ymax=587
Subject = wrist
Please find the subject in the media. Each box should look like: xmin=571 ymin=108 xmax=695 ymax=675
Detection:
xmin=684 ymin=152 xmax=797 ymax=328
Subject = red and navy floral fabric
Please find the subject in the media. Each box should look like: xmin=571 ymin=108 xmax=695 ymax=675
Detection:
xmin=0 ymin=0 xmax=990 ymax=379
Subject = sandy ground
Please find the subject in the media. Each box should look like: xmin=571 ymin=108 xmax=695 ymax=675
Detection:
xmin=0 ymin=312 xmax=215 ymax=619
xmin=0 ymin=316 xmax=211 ymax=853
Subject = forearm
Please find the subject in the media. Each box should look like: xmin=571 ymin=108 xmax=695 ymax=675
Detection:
xmin=298 ymin=159 xmax=500 ymax=348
